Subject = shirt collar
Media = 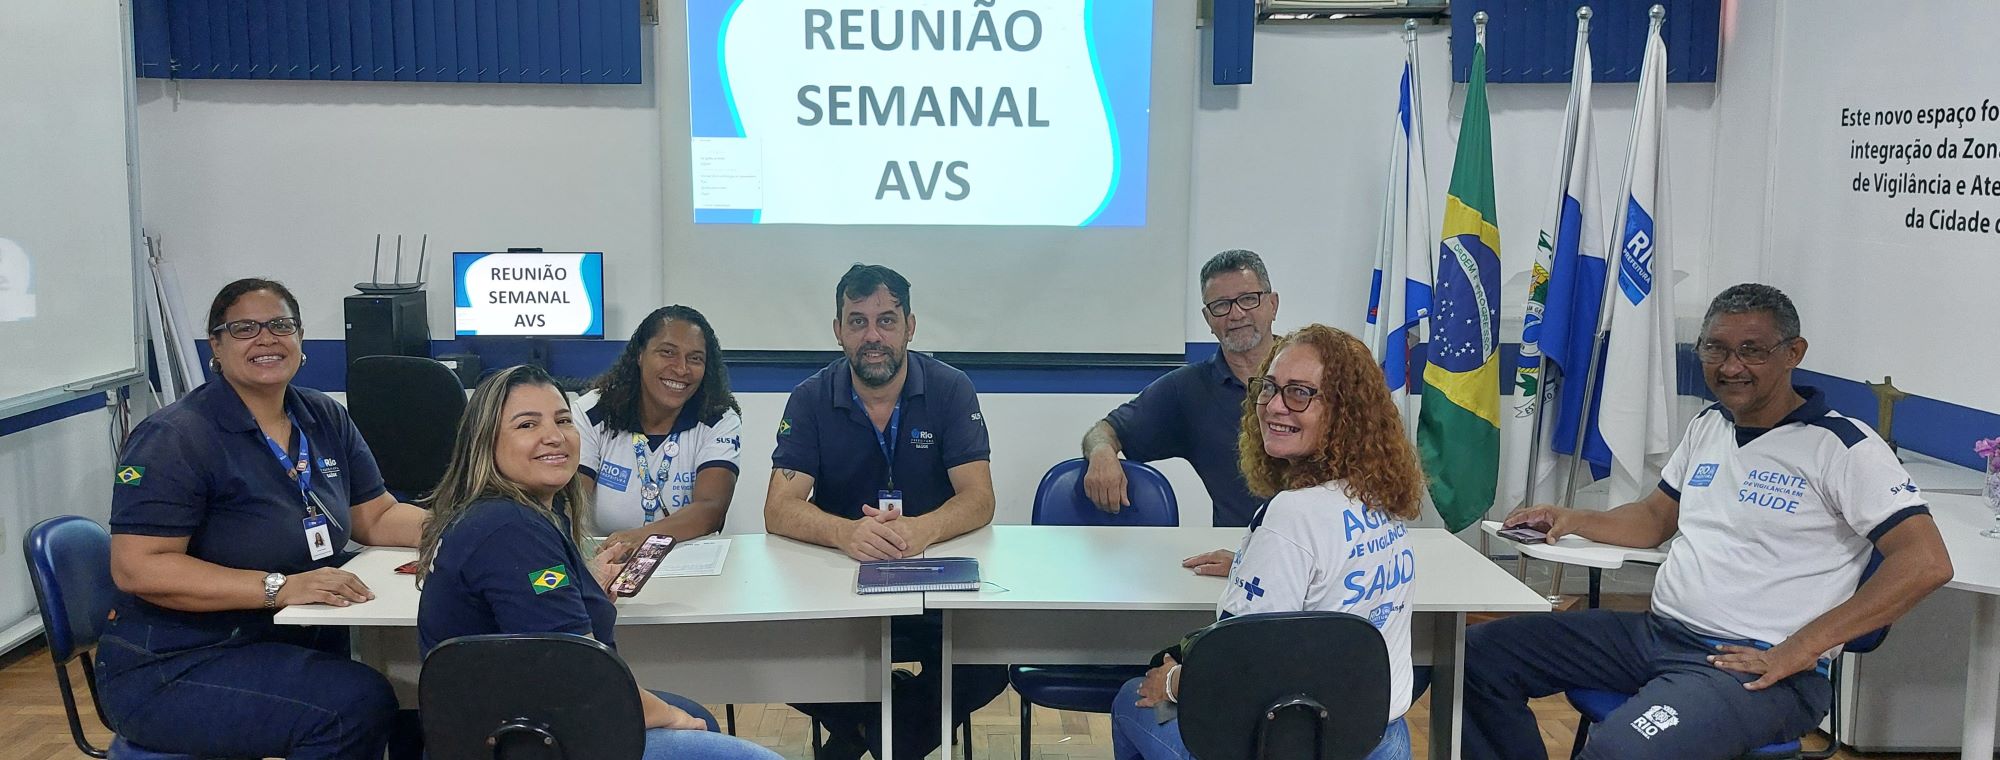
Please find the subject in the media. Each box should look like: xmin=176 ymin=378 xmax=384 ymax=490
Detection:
xmin=1717 ymin=385 xmax=1829 ymax=427
xmin=202 ymin=380 xmax=318 ymax=434
xmin=667 ymin=401 xmax=702 ymax=436
xmin=1204 ymin=350 xmax=1246 ymax=389
xmin=832 ymin=351 xmax=928 ymax=410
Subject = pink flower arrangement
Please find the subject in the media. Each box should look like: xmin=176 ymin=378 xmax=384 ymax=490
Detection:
xmin=1979 ymin=437 xmax=2000 ymax=469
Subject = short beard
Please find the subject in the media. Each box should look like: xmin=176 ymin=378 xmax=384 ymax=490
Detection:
xmin=854 ymin=349 xmax=905 ymax=387
xmin=1218 ymin=326 xmax=1263 ymax=355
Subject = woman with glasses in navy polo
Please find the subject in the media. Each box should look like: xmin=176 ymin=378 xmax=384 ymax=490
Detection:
xmin=96 ymin=278 xmax=430 ymax=759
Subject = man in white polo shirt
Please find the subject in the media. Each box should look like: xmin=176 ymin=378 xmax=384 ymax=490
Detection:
xmin=1463 ymin=284 xmax=1955 ymax=760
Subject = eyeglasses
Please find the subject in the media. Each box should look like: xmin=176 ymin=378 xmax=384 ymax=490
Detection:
xmin=1203 ymin=291 xmax=1270 ymax=317
xmin=210 ymin=317 xmax=301 ymax=340
xmin=1696 ymin=338 xmax=1797 ymax=366
xmin=1695 ymin=337 xmax=1796 ymax=366
xmin=1252 ymin=377 xmax=1321 ymax=413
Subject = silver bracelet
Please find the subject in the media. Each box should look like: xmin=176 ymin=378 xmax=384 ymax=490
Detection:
xmin=1165 ymin=663 xmax=1182 ymax=704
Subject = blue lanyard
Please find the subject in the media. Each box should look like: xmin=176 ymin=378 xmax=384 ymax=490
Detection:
xmin=259 ymin=415 xmax=314 ymax=514
xmin=630 ymin=432 xmax=679 ymax=522
xmin=849 ymin=388 xmax=903 ymax=491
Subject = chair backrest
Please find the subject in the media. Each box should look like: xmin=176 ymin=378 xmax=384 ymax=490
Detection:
xmin=1031 ymin=458 xmax=1179 ymax=527
xmin=420 ymin=633 xmax=646 ymax=760
xmin=1847 ymin=549 xmax=1892 ymax=654
xmin=23 ymin=516 xmax=116 ymax=664
xmin=1177 ymin=611 xmax=1391 ymax=760
xmin=347 ymin=355 xmax=467 ymax=495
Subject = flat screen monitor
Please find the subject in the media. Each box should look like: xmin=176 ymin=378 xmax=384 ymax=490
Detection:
xmin=453 ymin=251 xmax=604 ymax=337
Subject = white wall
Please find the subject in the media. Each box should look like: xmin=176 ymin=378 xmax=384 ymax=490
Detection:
xmin=1189 ymin=22 xmax=1720 ymax=347
xmin=4 ymin=10 xmax=1783 ymax=646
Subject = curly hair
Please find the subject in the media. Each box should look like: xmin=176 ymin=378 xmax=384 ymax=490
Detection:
xmin=1237 ymin=324 xmax=1426 ymax=520
xmin=588 ymin=305 xmax=740 ymax=433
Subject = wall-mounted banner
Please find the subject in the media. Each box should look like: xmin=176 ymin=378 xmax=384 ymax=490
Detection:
xmin=453 ymin=252 xmax=605 ymax=337
xmin=687 ymin=1 xmax=1152 ymax=227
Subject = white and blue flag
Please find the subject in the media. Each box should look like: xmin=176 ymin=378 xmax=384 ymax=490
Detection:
xmin=1366 ymin=37 xmax=1435 ymax=431
xmin=1584 ymin=17 xmax=1679 ymax=505
xmin=1498 ymin=17 xmax=1601 ymax=513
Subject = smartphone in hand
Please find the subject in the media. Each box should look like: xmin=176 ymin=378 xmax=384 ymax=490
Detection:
xmin=609 ymin=535 xmax=675 ymax=597
xmin=1497 ymin=524 xmax=1551 ymax=544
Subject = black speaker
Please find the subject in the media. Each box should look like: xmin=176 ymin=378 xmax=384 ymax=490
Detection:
xmin=344 ymin=292 xmax=430 ymax=376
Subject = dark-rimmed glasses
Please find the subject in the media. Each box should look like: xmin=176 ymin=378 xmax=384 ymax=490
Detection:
xmin=1203 ymin=291 xmax=1270 ymax=317
xmin=1252 ymin=377 xmax=1320 ymax=412
xmin=210 ymin=317 xmax=301 ymax=340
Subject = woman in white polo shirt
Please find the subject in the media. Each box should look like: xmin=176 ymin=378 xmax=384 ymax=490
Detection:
xmin=1113 ymin=324 xmax=1426 ymax=760
xmin=574 ymin=305 xmax=743 ymax=550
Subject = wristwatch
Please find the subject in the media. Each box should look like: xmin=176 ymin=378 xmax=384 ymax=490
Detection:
xmin=263 ymin=572 xmax=287 ymax=609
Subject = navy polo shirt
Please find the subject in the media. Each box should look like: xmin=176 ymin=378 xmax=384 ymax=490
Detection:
xmin=107 ymin=381 xmax=388 ymax=653
xmin=771 ymin=351 xmax=990 ymax=520
xmin=417 ymin=498 xmax=618 ymax=654
xmin=1105 ymin=351 xmax=1261 ymax=527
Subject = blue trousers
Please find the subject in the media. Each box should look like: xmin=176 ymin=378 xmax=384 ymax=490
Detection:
xmin=1464 ymin=610 xmax=1833 ymax=760
xmin=96 ymin=623 xmax=396 ymax=760
xmin=1109 ymin=677 xmax=1410 ymax=760
xmin=645 ymin=691 xmax=781 ymax=760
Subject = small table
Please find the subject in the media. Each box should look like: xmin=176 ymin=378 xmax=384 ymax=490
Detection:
xmin=1925 ymin=492 xmax=2000 ymax=760
xmin=1478 ymin=521 xmax=1669 ymax=608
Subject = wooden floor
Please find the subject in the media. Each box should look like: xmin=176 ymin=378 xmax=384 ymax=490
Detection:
xmin=0 ymin=601 xmax=1960 ymax=760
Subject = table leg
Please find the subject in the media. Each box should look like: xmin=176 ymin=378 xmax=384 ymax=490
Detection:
xmin=941 ymin=609 xmax=956 ymax=760
xmin=1588 ymin=568 xmax=1602 ymax=610
xmin=1962 ymin=593 xmax=1999 ymax=760
xmin=882 ymin=618 xmax=895 ymax=760
xmin=1428 ymin=611 xmax=1466 ymax=760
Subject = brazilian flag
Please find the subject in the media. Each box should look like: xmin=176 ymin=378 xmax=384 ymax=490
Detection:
xmin=1417 ymin=38 xmax=1501 ymax=532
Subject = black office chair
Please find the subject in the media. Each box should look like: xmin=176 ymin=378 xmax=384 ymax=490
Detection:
xmin=1177 ymin=611 xmax=1392 ymax=760
xmin=347 ymin=355 xmax=467 ymax=498
xmin=420 ymin=633 xmax=646 ymax=760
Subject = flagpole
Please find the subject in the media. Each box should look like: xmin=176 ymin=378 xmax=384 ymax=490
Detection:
xmin=1559 ymin=5 xmax=1665 ymax=512
xmin=1520 ymin=5 xmax=1592 ymax=512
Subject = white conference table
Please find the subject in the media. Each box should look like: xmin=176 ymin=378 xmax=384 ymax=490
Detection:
xmin=923 ymin=525 xmax=1552 ymax=760
xmin=1928 ymin=491 xmax=2000 ymax=760
xmin=276 ymin=534 xmax=915 ymax=760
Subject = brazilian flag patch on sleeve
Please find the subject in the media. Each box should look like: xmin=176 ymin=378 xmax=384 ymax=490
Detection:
xmin=529 ymin=565 xmax=572 ymax=594
xmin=115 ymin=466 xmax=146 ymax=487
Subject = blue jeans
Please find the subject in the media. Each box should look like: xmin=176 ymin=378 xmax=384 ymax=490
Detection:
xmin=95 ymin=623 xmax=396 ymax=760
xmin=1463 ymin=610 xmax=1832 ymax=760
xmin=644 ymin=691 xmax=781 ymax=759
xmin=1110 ymin=677 xmax=1411 ymax=760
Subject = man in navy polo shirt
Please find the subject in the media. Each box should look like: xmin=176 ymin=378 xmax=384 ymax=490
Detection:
xmin=765 ymin=263 xmax=1006 ymax=760
xmin=1081 ymin=249 xmax=1279 ymax=532
xmin=1463 ymin=284 xmax=1956 ymax=760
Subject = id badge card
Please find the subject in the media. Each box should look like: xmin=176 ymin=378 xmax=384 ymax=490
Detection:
xmin=877 ymin=489 xmax=904 ymax=514
xmin=303 ymin=514 xmax=334 ymax=560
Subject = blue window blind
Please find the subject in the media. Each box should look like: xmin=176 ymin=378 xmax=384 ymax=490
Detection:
xmin=1451 ymin=1 xmax=1719 ymax=84
xmin=132 ymin=0 xmax=643 ymax=84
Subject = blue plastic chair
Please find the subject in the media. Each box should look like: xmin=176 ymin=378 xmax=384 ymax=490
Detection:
xmin=1008 ymin=458 xmax=1179 ymax=760
xmin=23 ymin=515 xmax=203 ymax=760
xmin=1564 ymin=552 xmax=1890 ymax=760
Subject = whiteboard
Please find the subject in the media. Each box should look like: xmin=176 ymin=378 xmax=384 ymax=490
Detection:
xmin=0 ymin=0 xmax=144 ymax=417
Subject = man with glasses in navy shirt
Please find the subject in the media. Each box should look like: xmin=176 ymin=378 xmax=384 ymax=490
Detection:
xmin=1463 ymin=284 xmax=1956 ymax=760
xmin=1081 ymin=250 xmax=1279 ymax=538
xmin=765 ymin=263 xmax=1007 ymax=760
